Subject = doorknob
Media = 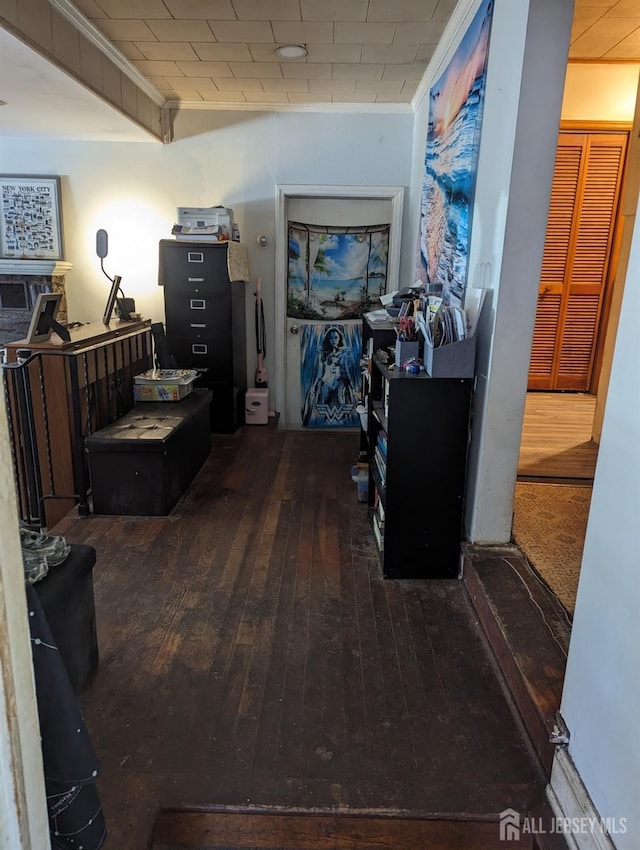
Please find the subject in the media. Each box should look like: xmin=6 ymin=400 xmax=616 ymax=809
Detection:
xmin=290 ymin=325 xmax=299 ymax=334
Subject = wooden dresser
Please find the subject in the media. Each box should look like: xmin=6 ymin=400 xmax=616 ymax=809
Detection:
xmin=3 ymin=319 xmax=153 ymax=528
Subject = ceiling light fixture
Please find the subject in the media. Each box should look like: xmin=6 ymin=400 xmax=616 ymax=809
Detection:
xmin=276 ymin=44 xmax=307 ymax=60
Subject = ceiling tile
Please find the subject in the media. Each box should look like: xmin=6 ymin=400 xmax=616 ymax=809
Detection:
xmin=356 ymin=79 xmax=404 ymax=94
xmin=249 ymin=91 xmax=292 ymax=102
xmin=271 ymin=22 xmax=334 ymax=43
xmin=211 ymin=76 xmax=264 ymax=90
xmin=261 ymin=78 xmax=309 ymax=91
xmin=280 ymin=62 xmax=332 ymax=79
xmin=248 ymin=43 xmax=287 ymax=62
xmin=394 ymin=21 xmax=447 ymax=43
xmin=335 ymin=22 xmax=396 ymax=44
xmin=332 ymin=63 xmax=384 ymax=80
xmin=136 ymin=42 xmax=199 ymax=61
xmin=145 ymin=20 xmax=215 ymax=41
xmin=288 ymin=92 xmax=331 ymax=102
xmin=97 ymin=19 xmax=157 ymax=41
xmin=131 ymin=59 xmax=182 ymax=75
xmin=383 ymin=62 xmax=428 ymax=80
xmin=361 ymin=44 xmax=419 ymax=63
xmin=305 ymin=44 xmax=363 ymax=62
xmin=432 ymin=0 xmax=459 ymax=21
xmin=603 ymin=0 xmax=640 ymax=16
xmin=210 ymin=21 xmax=275 ymax=42
xmin=94 ymin=0 xmax=171 ymax=19
xmin=367 ymin=0 xmax=438 ymax=23
xmin=232 ymin=0 xmax=301 ymax=20
xmin=308 ymin=79 xmax=357 ymax=93
xmin=570 ymin=16 xmax=639 ymax=56
xmin=163 ymin=0 xmax=236 ymax=19
xmin=228 ymin=61 xmax=285 ymax=78
xmin=300 ymin=0 xmax=368 ymax=22
xmin=176 ymin=60 xmax=233 ymax=76
xmin=194 ymin=43 xmax=253 ymax=61
xmin=114 ymin=41 xmax=147 ymax=60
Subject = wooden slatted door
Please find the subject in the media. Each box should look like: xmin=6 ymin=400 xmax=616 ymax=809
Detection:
xmin=528 ymin=131 xmax=627 ymax=390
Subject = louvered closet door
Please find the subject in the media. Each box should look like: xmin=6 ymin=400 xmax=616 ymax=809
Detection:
xmin=528 ymin=132 xmax=627 ymax=390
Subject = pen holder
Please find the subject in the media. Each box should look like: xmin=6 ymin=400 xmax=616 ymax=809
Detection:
xmin=394 ymin=339 xmax=420 ymax=368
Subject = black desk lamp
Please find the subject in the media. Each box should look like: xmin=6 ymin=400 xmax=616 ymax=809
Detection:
xmin=96 ymin=229 xmax=135 ymax=323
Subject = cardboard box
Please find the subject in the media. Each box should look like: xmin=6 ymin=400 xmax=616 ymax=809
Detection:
xmin=134 ymin=369 xmax=197 ymax=402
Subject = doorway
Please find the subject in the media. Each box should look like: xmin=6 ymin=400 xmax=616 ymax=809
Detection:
xmin=274 ymin=185 xmax=404 ymax=428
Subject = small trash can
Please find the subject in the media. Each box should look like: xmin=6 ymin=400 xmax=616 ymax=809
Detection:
xmin=245 ymin=388 xmax=269 ymax=424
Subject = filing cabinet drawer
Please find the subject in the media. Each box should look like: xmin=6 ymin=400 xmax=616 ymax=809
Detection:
xmin=164 ymin=292 xmax=231 ymax=338
xmin=159 ymin=240 xmax=229 ymax=293
xmin=169 ymin=337 xmax=232 ymax=381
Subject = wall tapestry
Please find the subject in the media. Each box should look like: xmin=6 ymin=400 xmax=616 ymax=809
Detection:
xmin=288 ymin=222 xmax=389 ymax=321
xmin=415 ymin=0 xmax=494 ymax=308
xmin=300 ymin=323 xmax=362 ymax=428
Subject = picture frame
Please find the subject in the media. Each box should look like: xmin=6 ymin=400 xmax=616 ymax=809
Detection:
xmin=0 ymin=175 xmax=64 ymax=260
xmin=24 ymin=293 xmax=69 ymax=344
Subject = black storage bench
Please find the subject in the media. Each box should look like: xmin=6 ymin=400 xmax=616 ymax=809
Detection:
xmin=33 ymin=543 xmax=98 ymax=691
xmin=86 ymin=388 xmax=212 ymax=516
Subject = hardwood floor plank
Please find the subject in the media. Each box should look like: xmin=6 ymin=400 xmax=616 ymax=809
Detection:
xmin=53 ymin=427 xmax=545 ymax=848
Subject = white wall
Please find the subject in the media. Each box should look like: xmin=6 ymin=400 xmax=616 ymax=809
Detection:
xmin=557 ymin=164 xmax=640 ymax=850
xmin=562 ymin=63 xmax=639 ymax=123
xmin=0 ymin=110 xmax=412 ymax=401
xmin=405 ymin=0 xmax=574 ymax=543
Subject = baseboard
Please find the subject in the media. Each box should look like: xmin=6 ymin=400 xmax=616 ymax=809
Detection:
xmin=546 ymin=747 xmax=617 ymax=850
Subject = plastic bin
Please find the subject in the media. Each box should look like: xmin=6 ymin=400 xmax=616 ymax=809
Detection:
xmin=350 ymin=464 xmax=369 ymax=503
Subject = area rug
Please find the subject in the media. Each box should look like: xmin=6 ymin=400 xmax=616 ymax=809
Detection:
xmin=150 ymin=806 xmax=510 ymax=850
xmin=513 ymin=482 xmax=592 ymax=614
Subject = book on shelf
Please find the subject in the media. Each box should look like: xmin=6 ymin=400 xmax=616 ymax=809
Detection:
xmin=373 ymin=448 xmax=386 ymax=486
xmin=372 ymin=513 xmax=384 ymax=550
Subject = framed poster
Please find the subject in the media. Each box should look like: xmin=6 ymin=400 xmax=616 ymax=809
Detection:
xmin=415 ymin=0 xmax=493 ymax=308
xmin=0 ymin=175 xmax=63 ymax=259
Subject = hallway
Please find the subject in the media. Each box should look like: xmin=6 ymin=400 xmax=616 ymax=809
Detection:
xmin=56 ymin=426 xmax=545 ymax=849
xmin=512 ymin=391 xmax=598 ymax=614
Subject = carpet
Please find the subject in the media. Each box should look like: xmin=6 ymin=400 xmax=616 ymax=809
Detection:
xmin=150 ymin=806 xmax=518 ymax=850
xmin=513 ymin=482 xmax=592 ymax=614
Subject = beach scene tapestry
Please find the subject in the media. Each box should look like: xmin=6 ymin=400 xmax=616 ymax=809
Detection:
xmin=300 ymin=323 xmax=362 ymax=428
xmin=288 ymin=222 xmax=389 ymax=321
xmin=415 ymin=0 xmax=494 ymax=308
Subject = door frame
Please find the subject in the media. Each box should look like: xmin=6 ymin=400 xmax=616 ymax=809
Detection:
xmin=275 ymin=184 xmax=404 ymax=428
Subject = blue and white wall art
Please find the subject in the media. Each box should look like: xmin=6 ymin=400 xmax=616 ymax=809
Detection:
xmin=415 ymin=0 xmax=494 ymax=307
xmin=288 ymin=223 xmax=389 ymax=321
xmin=300 ymin=323 xmax=362 ymax=428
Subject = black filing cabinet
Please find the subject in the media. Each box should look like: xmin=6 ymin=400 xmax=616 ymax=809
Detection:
xmin=159 ymin=239 xmax=247 ymax=432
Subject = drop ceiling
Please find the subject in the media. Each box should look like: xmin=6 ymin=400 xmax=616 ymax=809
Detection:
xmin=0 ymin=0 xmax=639 ymax=140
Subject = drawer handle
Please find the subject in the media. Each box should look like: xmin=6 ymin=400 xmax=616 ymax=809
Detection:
xmin=188 ymin=277 xmax=204 ymax=283
xmin=192 ymin=343 xmax=208 ymax=355
xmin=190 ymin=299 xmax=206 ymax=309
xmin=190 ymin=323 xmax=206 ymax=328
xmin=187 ymin=252 xmax=204 ymax=263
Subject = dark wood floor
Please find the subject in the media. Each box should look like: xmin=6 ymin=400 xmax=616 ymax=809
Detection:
xmin=55 ymin=425 xmax=545 ymax=849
